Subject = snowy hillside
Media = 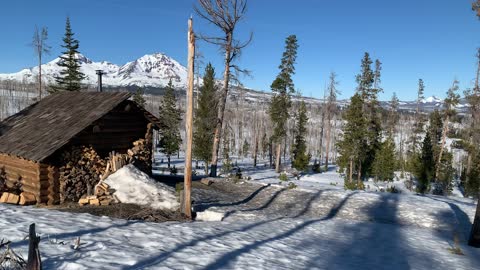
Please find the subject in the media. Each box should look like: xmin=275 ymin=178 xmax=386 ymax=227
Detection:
xmin=0 ymin=53 xmax=188 ymax=88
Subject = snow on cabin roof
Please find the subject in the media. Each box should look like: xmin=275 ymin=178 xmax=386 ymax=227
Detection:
xmin=0 ymin=91 xmax=137 ymax=162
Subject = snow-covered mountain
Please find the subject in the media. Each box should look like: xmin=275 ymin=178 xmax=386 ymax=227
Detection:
xmin=421 ymin=95 xmax=442 ymax=104
xmin=0 ymin=53 xmax=188 ymax=88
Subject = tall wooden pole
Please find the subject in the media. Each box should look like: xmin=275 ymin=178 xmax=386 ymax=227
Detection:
xmin=184 ymin=17 xmax=195 ymax=219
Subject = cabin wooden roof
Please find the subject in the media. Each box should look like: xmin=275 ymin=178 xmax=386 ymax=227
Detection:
xmin=0 ymin=91 xmax=157 ymax=162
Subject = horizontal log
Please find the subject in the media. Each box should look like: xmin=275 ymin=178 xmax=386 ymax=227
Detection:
xmin=0 ymin=155 xmax=39 ymax=170
xmin=0 ymin=163 xmax=40 ymax=177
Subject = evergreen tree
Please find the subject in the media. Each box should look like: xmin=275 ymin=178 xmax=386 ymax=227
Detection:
xmin=435 ymin=80 xmax=460 ymax=180
xmin=467 ymin=151 xmax=480 ymax=197
xmin=269 ymin=35 xmax=299 ymax=173
xmin=355 ymin=52 xmax=382 ymax=178
xmin=52 ymin=17 xmax=85 ymax=92
xmin=292 ymin=101 xmax=309 ymax=171
xmin=388 ymin=92 xmax=400 ymax=136
xmin=406 ymin=79 xmax=426 ymax=175
xmin=133 ymin=88 xmax=146 ymax=108
xmin=416 ymin=132 xmax=435 ymax=193
xmin=356 ymin=53 xmax=375 ymax=100
xmin=158 ymin=79 xmax=182 ymax=168
xmin=337 ymin=93 xmax=367 ymax=185
xmin=428 ymin=110 xmax=443 ymax=147
xmin=242 ymin=138 xmax=250 ymax=158
xmin=193 ymin=63 xmax=218 ymax=174
xmin=435 ymin=150 xmax=455 ymax=195
xmin=372 ymin=136 xmax=396 ymax=181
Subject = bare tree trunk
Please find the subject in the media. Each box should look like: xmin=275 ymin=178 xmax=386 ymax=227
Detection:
xmin=349 ymin=158 xmax=353 ymax=183
xmin=436 ymin=115 xmax=450 ymax=179
xmin=269 ymin=142 xmax=273 ymax=168
xmin=210 ymin=33 xmax=232 ymax=177
xmin=324 ymin=117 xmax=332 ymax=171
xmin=253 ymin=137 xmax=258 ymax=168
xmin=183 ymin=18 xmax=195 ymax=219
xmin=167 ymin=156 xmax=171 ymax=169
xmin=38 ymin=54 xmax=42 ymax=100
xmin=357 ymin=161 xmax=362 ymax=184
xmin=275 ymin=143 xmax=282 ymax=173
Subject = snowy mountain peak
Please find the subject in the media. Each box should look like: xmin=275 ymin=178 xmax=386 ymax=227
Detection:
xmin=421 ymin=96 xmax=442 ymax=104
xmin=0 ymin=53 xmax=188 ymax=88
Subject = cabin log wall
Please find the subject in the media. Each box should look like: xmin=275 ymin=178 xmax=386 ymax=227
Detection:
xmin=0 ymin=154 xmax=49 ymax=203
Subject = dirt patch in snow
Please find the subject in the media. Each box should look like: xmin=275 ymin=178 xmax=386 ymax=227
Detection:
xmin=44 ymin=203 xmax=189 ymax=222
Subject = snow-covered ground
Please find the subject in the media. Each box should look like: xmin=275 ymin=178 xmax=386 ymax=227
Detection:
xmin=1 ymin=155 xmax=479 ymax=269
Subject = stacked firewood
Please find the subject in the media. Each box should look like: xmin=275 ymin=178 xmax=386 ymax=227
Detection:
xmin=128 ymin=123 xmax=153 ymax=174
xmin=58 ymin=146 xmax=107 ymax=203
xmin=78 ymin=182 xmax=117 ymax=206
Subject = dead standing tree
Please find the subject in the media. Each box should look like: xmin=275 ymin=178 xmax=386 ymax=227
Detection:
xmin=195 ymin=0 xmax=252 ymax=177
xmin=31 ymin=26 xmax=50 ymax=100
xmin=183 ymin=18 xmax=195 ymax=219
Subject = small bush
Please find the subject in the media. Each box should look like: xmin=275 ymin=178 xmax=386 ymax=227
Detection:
xmin=312 ymin=163 xmax=321 ymax=173
xmin=329 ymin=182 xmax=338 ymax=186
xmin=175 ymin=182 xmax=184 ymax=194
xmin=344 ymin=180 xmax=365 ymax=191
xmin=170 ymin=166 xmax=178 ymax=175
xmin=386 ymin=186 xmax=400 ymax=193
xmin=448 ymin=233 xmax=464 ymax=255
xmin=279 ymin=173 xmax=288 ymax=181
xmin=222 ymin=159 xmax=233 ymax=175
xmin=235 ymin=168 xmax=242 ymax=179
xmin=447 ymin=247 xmax=464 ymax=255
xmin=287 ymin=182 xmax=297 ymax=189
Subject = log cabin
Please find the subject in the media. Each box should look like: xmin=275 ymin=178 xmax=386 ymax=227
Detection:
xmin=0 ymin=91 xmax=161 ymax=204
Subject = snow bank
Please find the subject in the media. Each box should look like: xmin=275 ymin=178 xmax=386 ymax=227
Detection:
xmin=195 ymin=210 xmax=225 ymax=221
xmin=104 ymin=164 xmax=179 ymax=210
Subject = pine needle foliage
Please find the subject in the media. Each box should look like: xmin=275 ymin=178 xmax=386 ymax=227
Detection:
xmin=292 ymin=101 xmax=309 ymax=171
xmin=193 ymin=63 xmax=218 ymax=172
xmin=52 ymin=17 xmax=85 ymax=92
xmin=158 ymin=79 xmax=182 ymax=168
xmin=269 ymin=35 xmax=299 ymax=143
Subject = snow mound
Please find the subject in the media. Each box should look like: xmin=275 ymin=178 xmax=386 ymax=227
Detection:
xmin=195 ymin=210 xmax=225 ymax=221
xmin=104 ymin=164 xmax=179 ymax=210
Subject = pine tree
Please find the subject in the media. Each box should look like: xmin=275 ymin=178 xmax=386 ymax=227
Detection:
xmin=52 ymin=17 xmax=85 ymax=92
xmin=435 ymin=79 xmax=460 ymax=179
xmin=464 ymin=50 xmax=480 ymax=196
xmin=467 ymin=151 xmax=480 ymax=197
xmin=372 ymin=136 xmax=396 ymax=182
xmin=416 ymin=132 xmax=435 ymax=193
xmin=133 ymin=88 xmax=146 ymax=108
xmin=193 ymin=63 xmax=218 ymax=174
xmin=269 ymin=35 xmax=299 ymax=173
xmin=324 ymin=72 xmax=340 ymax=170
xmin=337 ymin=93 xmax=367 ymax=185
xmin=413 ymin=79 xmax=426 ymax=152
xmin=388 ymin=92 xmax=400 ymax=136
xmin=292 ymin=101 xmax=309 ymax=171
xmin=355 ymin=52 xmax=382 ymax=179
xmin=158 ymin=79 xmax=182 ymax=168
xmin=242 ymin=138 xmax=250 ymax=158
xmin=429 ymin=110 xmax=443 ymax=147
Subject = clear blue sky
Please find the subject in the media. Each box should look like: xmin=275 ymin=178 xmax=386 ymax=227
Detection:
xmin=0 ymin=0 xmax=479 ymax=100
